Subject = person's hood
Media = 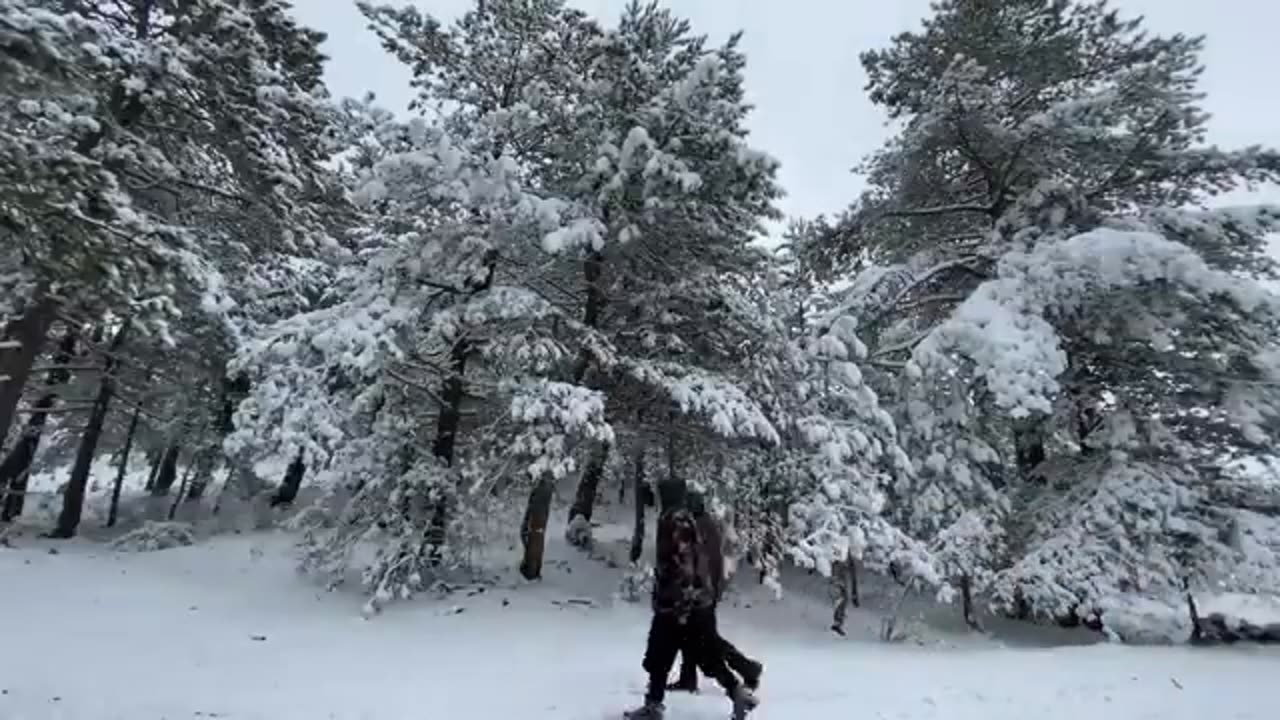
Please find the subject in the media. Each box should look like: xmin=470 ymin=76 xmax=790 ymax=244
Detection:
xmin=656 ymin=480 xmax=687 ymax=510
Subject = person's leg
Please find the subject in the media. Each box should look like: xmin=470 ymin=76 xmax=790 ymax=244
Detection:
xmin=671 ymin=643 xmax=698 ymax=692
xmin=640 ymin=613 xmax=682 ymax=705
xmin=686 ymin=609 xmax=757 ymax=718
xmin=717 ymin=634 xmax=763 ymax=690
xmin=686 ymin=610 xmax=737 ymax=691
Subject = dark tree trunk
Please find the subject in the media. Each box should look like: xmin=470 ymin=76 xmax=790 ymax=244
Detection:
xmin=629 ymin=450 xmax=647 ymax=564
xmin=107 ymin=408 xmax=141 ymax=527
xmin=562 ymin=248 xmax=607 ymax=535
xmin=184 ymin=450 xmax=216 ymax=501
xmin=270 ymin=448 xmax=306 ymax=507
xmin=0 ymin=329 xmax=76 ymax=521
xmin=518 ymin=476 xmax=555 ymax=580
xmin=426 ymin=254 xmax=496 ymax=556
xmin=960 ymin=573 xmax=982 ymax=631
xmin=523 ymin=245 xmax=608 ymax=578
xmin=168 ymin=457 xmax=196 ymax=520
xmin=0 ymin=296 xmax=57 ymax=451
xmin=219 ymin=373 xmax=250 ymax=436
xmin=51 ymin=321 xmax=130 ymax=538
xmin=1187 ymin=589 xmax=1203 ymax=643
xmin=566 ymin=443 xmax=610 ymax=548
xmin=847 ymin=555 xmax=861 ymax=608
xmin=425 ymin=331 xmax=471 ymax=555
xmin=0 ymin=401 xmax=46 ymax=522
xmin=150 ymin=444 xmax=181 ymax=496
xmin=143 ymin=449 xmax=162 ymax=492
xmin=1014 ymin=421 xmax=1046 ymax=479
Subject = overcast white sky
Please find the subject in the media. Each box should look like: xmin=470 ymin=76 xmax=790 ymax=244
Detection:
xmin=288 ymin=0 xmax=1280 ymax=233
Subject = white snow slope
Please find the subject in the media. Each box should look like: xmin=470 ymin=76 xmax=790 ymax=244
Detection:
xmin=1 ymin=523 xmax=1277 ymax=720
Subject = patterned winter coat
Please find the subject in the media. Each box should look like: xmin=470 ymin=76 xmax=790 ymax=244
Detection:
xmin=652 ymin=507 xmax=716 ymax=618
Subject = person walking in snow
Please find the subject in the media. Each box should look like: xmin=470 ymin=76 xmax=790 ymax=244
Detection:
xmin=624 ymin=481 xmax=758 ymax=720
xmin=667 ymin=490 xmax=763 ymax=695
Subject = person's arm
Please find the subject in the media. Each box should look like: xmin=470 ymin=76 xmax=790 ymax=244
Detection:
xmin=654 ymin=514 xmax=671 ymax=582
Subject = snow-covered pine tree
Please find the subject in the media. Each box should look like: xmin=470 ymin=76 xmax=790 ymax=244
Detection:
xmin=813 ymin=0 xmax=1280 ymax=626
xmin=359 ymin=0 xmax=788 ymax=579
xmin=1 ymin=0 xmax=344 ymax=530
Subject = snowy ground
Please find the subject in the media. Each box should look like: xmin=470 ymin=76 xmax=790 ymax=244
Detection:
xmin=2 ymin=516 xmax=1278 ymax=720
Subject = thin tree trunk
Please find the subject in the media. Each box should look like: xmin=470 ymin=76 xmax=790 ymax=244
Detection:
xmin=0 ymin=295 xmax=57 ymax=451
xmin=219 ymin=373 xmax=250 ymax=436
xmin=426 ymin=254 xmax=496 ymax=556
xmin=107 ymin=408 xmax=141 ymax=528
xmin=0 ymin=329 xmax=76 ymax=521
xmin=150 ymin=443 xmax=181 ymax=496
xmin=425 ymin=336 xmax=470 ymax=554
xmin=270 ymin=448 xmax=306 ymax=507
xmin=629 ymin=449 xmax=646 ymax=564
xmin=849 ymin=556 xmax=860 ymax=608
xmin=562 ymin=248 xmax=607 ymax=535
xmin=51 ymin=320 xmax=130 ymax=538
xmin=143 ymin=449 xmax=162 ymax=492
xmin=168 ymin=457 xmax=196 ymax=520
xmin=184 ymin=449 xmax=218 ymax=502
xmin=1014 ymin=421 xmax=1046 ymax=479
xmin=519 ymin=476 xmax=555 ymax=580
xmin=960 ymin=573 xmax=982 ymax=631
xmin=566 ymin=443 xmax=610 ymax=548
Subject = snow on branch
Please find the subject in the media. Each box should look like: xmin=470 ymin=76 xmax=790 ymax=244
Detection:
xmin=913 ymin=226 xmax=1280 ymax=417
xmin=622 ymin=360 xmax=781 ymax=445
xmin=509 ymin=380 xmax=614 ymax=480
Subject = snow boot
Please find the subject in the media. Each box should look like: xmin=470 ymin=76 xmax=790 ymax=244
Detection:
xmin=623 ymin=701 xmax=665 ymax=720
xmin=730 ymin=685 xmax=759 ymax=720
xmin=741 ymin=659 xmax=764 ymax=690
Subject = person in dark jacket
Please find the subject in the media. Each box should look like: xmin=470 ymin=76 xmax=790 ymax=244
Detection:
xmin=624 ymin=481 xmax=758 ymax=720
xmin=668 ymin=490 xmax=763 ymax=694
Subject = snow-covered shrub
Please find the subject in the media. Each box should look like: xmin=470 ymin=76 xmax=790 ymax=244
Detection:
xmin=110 ymin=521 xmax=196 ymax=552
xmin=1098 ymin=595 xmax=1193 ymax=645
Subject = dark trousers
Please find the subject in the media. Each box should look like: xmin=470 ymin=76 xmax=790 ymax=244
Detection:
xmin=642 ymin=609 xmax=740 ymax=704
xmin=676 ymin=632 xmax=752 ymax=687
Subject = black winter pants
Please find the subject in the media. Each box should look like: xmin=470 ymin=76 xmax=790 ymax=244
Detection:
xmin=642 ymin=609 xmax=739 ymax=704
xmin=676 ymin=632 xmax=753 ymax=688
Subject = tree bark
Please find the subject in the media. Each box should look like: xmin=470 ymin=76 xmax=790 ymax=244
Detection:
xmin=562 ymin=248 xmax=607 ymax=535
xmin=107 ymin=407 xmax=141 ymax=527
xmin=168 ymin=457 xmax=196 ymax=520
xmin=150 ymin=443 xmax=181 ymax=496
xmin=0 ymin=395 xmax=53 ymax=522
xmin=566 ymin=443 xmax=610 ymax=547
xmin=959 ymin=573 xmax=983 ymax=631
xmin=1014 ymin=421 xmax=1046 ymax=479
xmin=51 ymin=320 xmax=130 ymax=538
xmin=0 ymin=329 xmax=76 ymax=521
xmin=0 ymin=296 xmax=57 ymax=451
xmin=629 ymin=449 xmax=646 ymax=564
xmin=270 ymin=448 xmax=306 ymax=507
xmin=143 ymin=449 xmax=162 ymax=492
xmin=426 ymin=253 xmax=496 ymax=556
xmin=519 ymin=475 xmax=555 ymax=580
xmin=183 ymin=449 xmax=216 ymax=501
xmin=219 ymin=373 xmax=250 ymax=436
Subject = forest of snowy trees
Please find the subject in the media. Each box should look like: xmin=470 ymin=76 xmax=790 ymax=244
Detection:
xmin=2 ymin=0 xmax=1278 ymax=637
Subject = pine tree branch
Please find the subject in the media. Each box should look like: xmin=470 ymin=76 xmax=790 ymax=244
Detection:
xmin=880 ymin=200 xmax=995 ymax=220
